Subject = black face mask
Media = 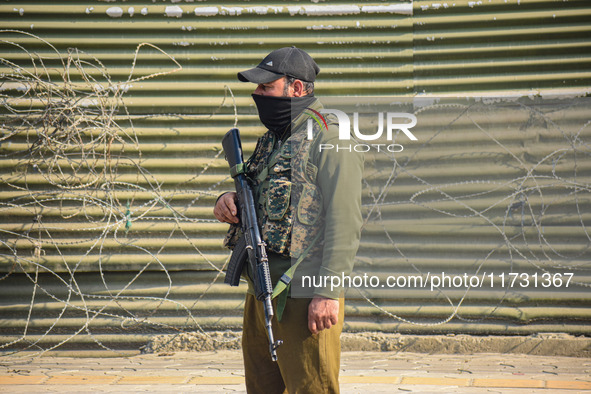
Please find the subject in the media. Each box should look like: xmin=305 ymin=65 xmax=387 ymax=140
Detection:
xmin=252 ymin=94 xmax=316 ymax=137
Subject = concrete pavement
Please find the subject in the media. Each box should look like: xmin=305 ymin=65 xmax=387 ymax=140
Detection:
xmin=1 ymin=350 xmax=590 ymax=393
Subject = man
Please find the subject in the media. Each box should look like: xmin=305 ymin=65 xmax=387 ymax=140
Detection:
xmin=214 ymin=46 xmax=363 ymax=393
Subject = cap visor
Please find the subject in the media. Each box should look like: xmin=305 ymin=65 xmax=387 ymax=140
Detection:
xmin=237 ymin=67 xmax=283 ymax=84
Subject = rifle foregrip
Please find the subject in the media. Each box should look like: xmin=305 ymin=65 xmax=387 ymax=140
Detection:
xmin=255 ymin=259 xmax=273 ymax=301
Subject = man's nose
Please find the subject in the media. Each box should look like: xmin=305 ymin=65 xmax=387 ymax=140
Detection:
xmin=253 ymin=85 xmax=264 ymax=95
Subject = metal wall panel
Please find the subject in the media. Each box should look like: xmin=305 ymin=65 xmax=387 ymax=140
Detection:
xmin=350 ymin=96 xmax=590 ymax=335
xmin=414 ymin=0 xmax=591 ymax=94
xmin=0 ymin=1 xmax=589 ymax=353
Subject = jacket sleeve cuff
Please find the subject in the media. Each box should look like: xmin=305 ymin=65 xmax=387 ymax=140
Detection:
xmin=312 ymin=266 xmax=346 ymax=299
xmin=215 ymin=192 xmax=231 ymax=205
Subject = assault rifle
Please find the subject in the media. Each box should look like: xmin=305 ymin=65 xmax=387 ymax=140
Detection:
xmin=222 ymin=127 xmax=282 ymax=361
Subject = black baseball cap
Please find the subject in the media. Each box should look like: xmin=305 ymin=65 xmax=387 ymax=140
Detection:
xmin=237 ymin=46 xmax=320 ymax=84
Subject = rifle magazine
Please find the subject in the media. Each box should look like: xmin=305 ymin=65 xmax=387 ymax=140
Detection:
xmin=224 ymin=235 xmax=248 ymax=286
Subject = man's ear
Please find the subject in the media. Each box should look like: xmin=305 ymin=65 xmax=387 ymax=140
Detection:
xmin=291 ymin=79 xmax=306 ymax=97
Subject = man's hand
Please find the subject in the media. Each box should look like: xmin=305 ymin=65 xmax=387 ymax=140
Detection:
xmin=308 ymin=296 xmax=339 ymax=335
xmin=213 ymin=192 xmax=239 ymax=224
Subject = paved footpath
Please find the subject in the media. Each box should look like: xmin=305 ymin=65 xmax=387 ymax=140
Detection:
xmin=1 ymin=351 xmax=590 ymax=393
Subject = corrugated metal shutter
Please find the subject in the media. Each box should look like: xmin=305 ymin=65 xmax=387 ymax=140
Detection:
xmin=414 ymin=0 xmax=591 ymax=94
xmin=0 ymin=1 xmax=589 ymax=354
xmin=348 ymin=95 xmax=591 ymax=334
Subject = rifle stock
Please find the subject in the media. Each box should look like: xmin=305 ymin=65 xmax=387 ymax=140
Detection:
xmin=222 ymin=128 xmax=282 ymax=361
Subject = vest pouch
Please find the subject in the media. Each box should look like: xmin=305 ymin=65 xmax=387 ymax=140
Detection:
xmin=223 ymin=222 xmax=242 ymax=250
xmin=291 ymin=183 xmax=324 ymax=259
xmin=272 ymin=142 xmax=293 ymax=173
xmin=266 ymin=179 xmax=291 ymax=220
xmin=262 ymin=178 xmax=293 ymax=255
xmin=297 ymin=183 xmax=322 ymax=225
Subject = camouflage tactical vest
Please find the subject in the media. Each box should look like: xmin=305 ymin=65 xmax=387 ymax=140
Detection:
xmin=224 ymin=121 xmax=324 ymax=259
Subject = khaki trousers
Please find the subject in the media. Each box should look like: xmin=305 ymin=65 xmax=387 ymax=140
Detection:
xmin=242 ymin=293 xmax=345 ymax=394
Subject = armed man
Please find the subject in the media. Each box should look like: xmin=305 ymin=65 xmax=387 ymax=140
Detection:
xmin=213 ymin=46 xmax=363 ymax=393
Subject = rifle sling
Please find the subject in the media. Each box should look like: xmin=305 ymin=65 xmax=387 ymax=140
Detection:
xmin=230 ymin=163 xmax=247 ymax=178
